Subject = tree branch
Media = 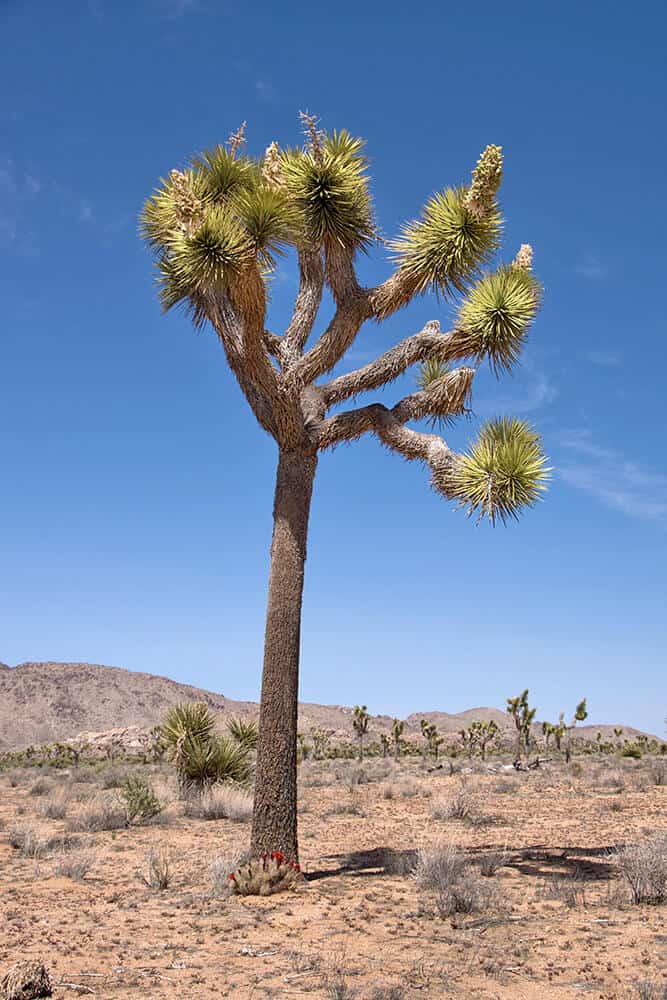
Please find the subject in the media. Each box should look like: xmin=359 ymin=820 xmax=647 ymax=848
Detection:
xmin=315 ymin=366 xmax=474 ymax=451
xmin=321 ymin=321 xmax=462 ymax=406
xmin=283 ymin=248 xmax=324 ymax=359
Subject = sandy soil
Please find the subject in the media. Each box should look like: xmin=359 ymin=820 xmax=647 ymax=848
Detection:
xmin=1 ymin=755 xmax=666 ymax=999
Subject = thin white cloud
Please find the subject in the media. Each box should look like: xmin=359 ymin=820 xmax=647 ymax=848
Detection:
xmin=255 ymin=79 xmax=277 ymax=104
xmin=155 ymin=0 xmax=199 ymax=16
xmin=588 ymin=350 xmax=621 ymax=367
xmin=475 ymin=372 xmax=557 ymax=416
xmin=575 ymin=254 xmax=607 ymax=280
xmin=559 ymin=430 xmax=667 ymax=522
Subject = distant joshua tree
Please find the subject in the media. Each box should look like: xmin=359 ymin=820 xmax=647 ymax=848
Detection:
xmin=142 ymin=114 xmax=549 ymax=860
xmin=506 ymin=690 xmax=536 ymax=760
xmin=391 ymin=719 xmax=405 ymax=761
xmin=353 ymin=705 xmax=370 ymax=760
xmin=565 ymin=698 xmax=588 ymax=763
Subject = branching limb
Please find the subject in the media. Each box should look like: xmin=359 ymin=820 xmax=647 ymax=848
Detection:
xmin=321 ymin=321 xmax=459 ymax=406
xmin=315 ymin=366 xmax=474 ymax=449
xmin=283 ymin=248 xmax=324 ymax=358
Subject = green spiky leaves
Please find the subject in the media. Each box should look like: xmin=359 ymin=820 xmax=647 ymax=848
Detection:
xmin=281 ymin=130 xmax=375 ymax=251
xmin=445 ymin=417 xmax=550 ymax=523
xmin=417 ymin=358 xmax=450 ymax=390
xmin=391 ymin=187 xmax=502 ymax=300
xmin=455 ymin=264 xmax=542 ymax=373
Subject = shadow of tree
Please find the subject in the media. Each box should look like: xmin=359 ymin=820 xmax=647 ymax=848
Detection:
xmin=305 ymin=843 xmax=619 ymax=883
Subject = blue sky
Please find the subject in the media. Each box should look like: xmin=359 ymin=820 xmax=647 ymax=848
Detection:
xmin=1 ymin=0 xmax=665 ymax=735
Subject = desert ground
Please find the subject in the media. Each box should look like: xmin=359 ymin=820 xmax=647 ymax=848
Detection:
xmin=1 ymin=753 xmax=666 ymax=1000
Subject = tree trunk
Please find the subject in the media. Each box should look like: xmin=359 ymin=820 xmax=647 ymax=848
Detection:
xmin=250 ymin=448 xmax=317 ymax=861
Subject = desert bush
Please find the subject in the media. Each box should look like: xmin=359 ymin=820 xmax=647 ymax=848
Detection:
xmin=38 ymin=792 xmax=69 ymax=820
xmin=120 ymin=777 xmax=162 ymax=824
xmin=53 ymin=849 xmax=96 ymax=880
xmin=141 ymin=846 xmax=172 ymax=889
xmin=67 ymin=796 xmax=127 ymax=832
xmin=210 ymin=849 xmax=251 ymax=896
xmin=368 ymin=989 xmax=406 ymax=1000
xmin=431 ymin=786 xmax=474 ymax=821
xmin=99 ymin=766 xmax=130 ymax=789
xmin=184 ymin=785 xmax=252 ymax=822
xmin=383 ymin=780 xmax=418 ymax=800
xmin=7 ymin=824 xmax=49 ymax=859
xmin=635 ymin=981 xmax=667 ymax=1000
xmin=622 ymin=744 xmax=643 ymax=759
xmin=650 ymin=762 xmax=667 ymax=787
xmin=435 ymin=873 xmax=494 ymax=917
xmin=541 ymin=873 xmax=585 ymax=908
xmin=328 ymin=796 xmax=364 ymax=817
xmin=479 ymin=848 xmax=510 ymax=876
xmin=615 ymin=836 xmax=667 ymax=904
xmin=28 ymin=777 xmax=51 ymax=797
xmin=412 ymin=842 xmax=467 ymax=891
xmin=605 ymin=797 xmax=626 ymax=813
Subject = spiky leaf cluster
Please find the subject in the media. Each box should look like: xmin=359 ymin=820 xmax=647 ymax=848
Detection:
xmin=455 ymin=266 xmax=542 ymax=373
xmin=281 ymin=130 xmax=375 ymax=251
xmin=417 ymin=358 xmax=450 ymax=389
xmin=445 ymin=418 xmax=549 ymax=524
xmin=159 ymin=701 xmax=251 ymax=788
xmin=391 ymin=187 xmax=502 ymax=299
xmin=227 ymin=717 xmax=259 ymax=750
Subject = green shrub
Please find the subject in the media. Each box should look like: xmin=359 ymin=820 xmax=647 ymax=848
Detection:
xmin=120 ymin=777 xmax=162 ymax=824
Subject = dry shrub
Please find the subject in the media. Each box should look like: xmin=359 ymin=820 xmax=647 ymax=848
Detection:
xmin=28 ymin=777 xmax=51 ymax=797
xmin=383 ymin=780 xmax=418 ymax=800
xmin=615 ymin=836 xmax=667 ymax=904
xmin=7 ymin=824 xmax=50 ymax=859
xmin=650 ymin=762 xmax=667 ymax=787
xmin=67 ymin=796 xmax=127 ymax=832
xmin=431 ymin=786 xmax=474 ymax=821
xmin=38 ymin=793 xmax=69 ymax=820
xmin=183 ymin=785 xmax=252 ymax=822
xmin=53 ymin=849 xmax=96 ymax=881
xmin=636 ymin=981 xmax=667 ymax=1000
xmin=541 ymin=873 xmax=586 ymax=908
xmin=412 ymin=842 xmax=467 ymax=891
xmin=210 ymin=849 xmax=250 ymax=896
xmin=479 ymin=848 xmax=510 ymax=877
xmin=141 ymin=847 xmax=171 ymax=889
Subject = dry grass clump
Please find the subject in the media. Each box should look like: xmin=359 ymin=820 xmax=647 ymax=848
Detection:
xmin=431 ymin=785 xmax=474 ymax=821
xmin=540 ymin=873 xmax=586 ymax=908
xmin=28 ymin=777 xmax=51 ymax=797
xmin=141 ymin=846 xmax=172 ymax=889
xmin=67 ymin=795 xmax=127 ymax=832
xmin=650 ymin=761 xmax=667 ymax=787
xmin=635 ymin=981 xmax=667 ymax=1000
xmin=383 ymin=780 xmax=418 ymax=800
xmin=7 ymin=824 xmax=50 ymax=859
xmin=615 ymin=835 xmax=667 ymax=905
xmin=183 ymin=785 xmax=252 ymax=822
xmin=412 ymin=841 xmax=495 ymax=917
xmin=478 ymin=848 xmax=510 ymax=877
xmin=38 ymin=792 xmax=69 ymax=820
xmin=53 ymin=848 xmax=96 ymax=881
xmin=210 ymin=849 xmax=250 ymax=896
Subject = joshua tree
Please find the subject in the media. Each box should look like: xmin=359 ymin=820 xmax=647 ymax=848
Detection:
xmin=542 ymin=720 xmax=555 ymax=753
xmin=471 ymin=719 xmax=499 ymax=761
xmin=310 ymin=726 xmax=331 ymax=761
xmin=565 ymin=698 xmax=588 ymax=763
xmin=507 ymin=690 xmax=537 ymax=760
xmin=141 ymin=115 xmax=549 ymax=860
xmin=391 ymin=718 xmax=405 ymax=761
xmin=353 ymin=705 xmax=370 ymax=760
xmin=380 ymin=733 xmax=391 ymax=758
xmin=420 ymin=718 xmax=444 ymax=760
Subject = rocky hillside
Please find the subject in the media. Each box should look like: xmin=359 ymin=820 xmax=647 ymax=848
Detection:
xmin=0 ymin=661 xmax=652 ymax=751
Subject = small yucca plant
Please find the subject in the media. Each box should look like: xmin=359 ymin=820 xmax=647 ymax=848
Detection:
xmin=159 ymin=702 xmax=251 ymax=789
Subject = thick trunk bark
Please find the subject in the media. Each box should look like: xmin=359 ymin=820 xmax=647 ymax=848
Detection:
xmin=250 ymin=448 xmax=317 ymax=860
